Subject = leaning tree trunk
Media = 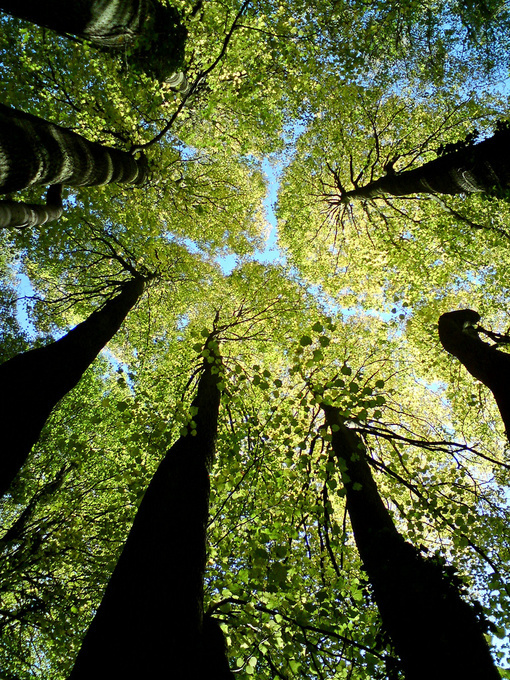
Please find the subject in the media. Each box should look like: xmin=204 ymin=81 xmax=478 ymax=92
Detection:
xmin=438 ymin=309 xmax=510 ymax=439
xmin=0 ymin=276 xmax=145 ymax=498
xmin=0 ymin=184 xmax=63 ymax=228
xmin=0 ymin=103 xmax=147 ymax=195
xmin=340 ymin=127 xmax=510 ymax=202
xmin=0 ymin=0 xmax=187 ymax=81
xmin=321 ymin=404 xmax=500 ymax=680
xmin=67 ymin=338 xmax=233 ymax=679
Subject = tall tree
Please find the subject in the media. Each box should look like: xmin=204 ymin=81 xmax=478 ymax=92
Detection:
xmin=0 ymin=0 xmax=187 ymax=81
xmin=438 ymin=309 xmax=510 ymax=439
xmin=0 ymin=274 xmax=147 ymax=498
xmin=67 ymin=332 xmax=232 ymax=678
xmin=330 ymin=125 xmax=510 ymax=203
xmin=0 ymin=184 xmax=63 ymax=228
xmin=0 ymin=103 xmax=148 ymax=195
xmin=321 ymin=403 xmax=500 ymax=679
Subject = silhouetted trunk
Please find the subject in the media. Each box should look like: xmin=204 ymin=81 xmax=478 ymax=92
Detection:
xmin=0 ymin=0 xmax=186 ymax=81
xmin=341 ymin=128 xmax=510 ymax=202
xmin=0 ymin=276 xmax=145 ymax=498
xmin=0 ymin=103 xmax=147 ymax=195
xmin=321 ymin=404 xmax=500 ymax=680
xmin=68 ymin=341 xmax=233 ymax=678
xmin=438 ymin=309 xmax=510 ymax=438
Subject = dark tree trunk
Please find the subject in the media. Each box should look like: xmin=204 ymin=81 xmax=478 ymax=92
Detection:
xmin=0 ymin=0 xmax=146 ymax=44
xmin=341 ymin=128 xmax=510 ymax=202
xmin=322 ymin=404 xmax=500 ymax=680
xmin=438 ymin=309 xmax=510 ymax=438
xmin=67 ymin=341 xmax=233 ymax=679
xmin=0 ymin=103 xmax=147 ymax=195
xmin=0 ymin=276 xmax=145 ymax=498
xmin=0 ymin=0 xmax=186 ymax=81
xmin=0 ymin=184 xmax=63 ymax=228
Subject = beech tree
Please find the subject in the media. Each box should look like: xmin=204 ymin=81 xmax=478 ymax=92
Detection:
xmin=0 ymin=0 xmax=187 ymax=81
xmin=328 ymin=125 xmax=510 ymax=203
xmin=321 ymin=403 xmax=500 ymax=679
xmin=0 ymin=103 xmax=148 ymax=226
xmin=438 ymin=310 xmax=510 ymax=439
xmin=0 ymin=184 xmax=64 ymax=229
xmin=0 ymin=274 xmax=148 ymax=498
xmin=1 ymin=1 xmax=510 ymax=678
xmin=0 ymin=103 xmax=147 ymax=195
xmin=67 ymin=332 xmax=232 ymax=678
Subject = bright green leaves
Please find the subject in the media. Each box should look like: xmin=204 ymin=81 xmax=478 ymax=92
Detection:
xmin=292 ymin=318 xmax=389 ymax=424
xmin=2 ymin=2 xmax=510 ymax=677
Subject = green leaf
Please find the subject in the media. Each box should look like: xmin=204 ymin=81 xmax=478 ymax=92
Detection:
xmin=299 ymin=335 xmax=313 ymax=346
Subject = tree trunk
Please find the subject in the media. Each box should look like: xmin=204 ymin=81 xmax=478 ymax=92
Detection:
xmin=67 ymin=340 xmax=233 ymax=679
xmin=0 ymin=0 xmax=186 ymax=81
xmin=0 ymin=103 xmax=147 ymax=195
xmin=0 ymin=276 xmax=145 ymax=498
xmin=341 ymin=128 xmax=510 ymax=202
xmin=438 ymin=309 xmax=510 ymax=438
xmin=0 ymin=0 xmax=147 ymax=45
xmin=321 ymin=404 xmax=500 ymax=680
xmin=0 ymin=184 xmax=63 ymax=228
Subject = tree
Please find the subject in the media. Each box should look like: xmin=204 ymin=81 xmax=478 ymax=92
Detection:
xmin=0 ymin=0 xmax=187 ymax=82
xmin=2 ymin=0 xmax=510 ymax=677
xmin=438 ymin=309 xmax=510 ymax=439
xmin=321 ymin=403 xmax=500 ymax=679
xmin=0 ymin=103 xmax=147 ymax=195
xmin=0 ymin=184 xmax=63 ymax=229
xmin=0 ymin=274 xmax=148 ymax=499
xmin=67 ymin=330 xmax=232 ymax=678
xmin=328 ymin=125 xmax=510 ymax=203
xmin=0 ymin=102 xmax=148 ymax=226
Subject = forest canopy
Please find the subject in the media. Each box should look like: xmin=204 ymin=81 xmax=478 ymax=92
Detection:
xmin=1 ymin=1 xmax=510 ymax=678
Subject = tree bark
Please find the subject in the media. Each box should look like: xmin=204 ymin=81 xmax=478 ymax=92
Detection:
xmin=0 ymin=184 xmax=63 ymax=228
xmin=0 ymin=0 xmax=147 ymax=45
xmin=0 ymin=103 xmax=148 ymax=195
xmin=438 ymin=309 xmax=510 ymax=438
xmin=67 ymin=340 xmax=233 ymax=679
xmin=341 ymin=128 xmax=510 ymax=202
xmin=0 ymin=276 xmax=145 ymax=498
xmin=0 ymin=0 xmax=186 ymax=81
xmin=321 ymin=404 xmax=500 ymax=680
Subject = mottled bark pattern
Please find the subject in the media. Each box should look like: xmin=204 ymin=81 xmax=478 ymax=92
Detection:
xmin=68 ymin=343 xmax=232 ymax=678
xmin=438 ymin=309 xmax=510 ymax=438
xmin=0 ymin=0 xmax=146 ymax=45
xmin=0 ymin=184 xmax=63 ymax=228
xmin=322 ymin=404 xmax=500 ymax=680
xmin=0 ymin=104 xmax=147 ymax=194
xmin=0 ymin=276 xmax=145 ymax=498
xmin=0 ymin=0 xmax=186 ymax=80
xmin=342 ymin=128 xmax=510 ymax=201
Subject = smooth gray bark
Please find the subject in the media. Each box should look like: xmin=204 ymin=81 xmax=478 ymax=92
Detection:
xmin=340 ymin=128 xmax=510 ymax=202
xmin=0 ymin=103 xmax=148 ymax=195
xmin=0 ymin=0 xmax=186 ymax=81
xmin=0 ymin=184 xmax=63 ymax=227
